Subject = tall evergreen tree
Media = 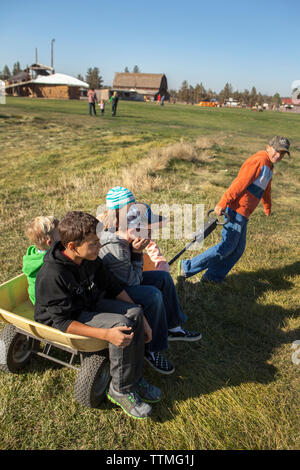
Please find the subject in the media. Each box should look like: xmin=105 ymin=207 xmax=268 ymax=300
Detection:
xmin=194 ymin=82 xmax=206 ymax=102
xmin=0 ymin=65 xmax=11 ymax=80
xmin=12 ymin=62 xmax=21 ymax=75
xmin=179 ymin=80 xmax=189 ymax=103
xmin=124 ymin=66 xmax=129 ymax=73
xmin=85 ymin=67 xmax=103 ymax=88
xmin=250 ymin=86 xmax=257 ymax=106
xmin=133 ymin=65 xmax=140 ymax=73
xmin=219 ymin=82 xmax=233 ymax=102
xmin=272 ymin=93 xmax=281 ymax=106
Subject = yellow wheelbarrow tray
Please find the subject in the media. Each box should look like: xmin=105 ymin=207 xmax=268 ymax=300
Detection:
xmin=0 ymin=273 xmax=111 ymax=408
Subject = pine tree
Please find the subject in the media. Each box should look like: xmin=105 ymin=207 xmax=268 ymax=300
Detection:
xmin=272 ymin=93 xmax=281 ymax=107
xmin=77 ymin=73 xmax=84 ymax=82
xmin=219 ymin=83 xmax=233 ymax=103
xmin=133 ymin=65 xmax=140 ymax=73
xmin=85 ymin=67 xmax=103 ymax=88
xmin=124 ymin=66 xmax=129 ymax=73
xmin=12 ymin=62 xmax=21 ymax=75
xmin=179 ymin=80 xmax=189 ymax=103
xmin=0 ymin=65 xmax=11 ymax=80
xmin=250 ymin=86 xmax=257 ymax=106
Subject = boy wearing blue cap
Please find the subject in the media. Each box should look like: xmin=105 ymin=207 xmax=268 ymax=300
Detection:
xmin=98 ymin=187 xmax=202 ymax=375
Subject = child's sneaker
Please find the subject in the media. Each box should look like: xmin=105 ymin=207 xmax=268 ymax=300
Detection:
xmin=106 ymin=383 xmax=152 ymax=419
xmin=136 ymin=377 xmax=162 ymax=403
xmin=168 ymin=328 xmax=202 ymax=342
xmin=144 ymin=351 xmax=175 ymax=375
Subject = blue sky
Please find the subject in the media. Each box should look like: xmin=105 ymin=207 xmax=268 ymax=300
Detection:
xmin=1 ymin=0 xmax=299 ymax=96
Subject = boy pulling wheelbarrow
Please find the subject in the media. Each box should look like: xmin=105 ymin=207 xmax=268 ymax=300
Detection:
xmin=178 ymin=136 xmax=291 ymax=283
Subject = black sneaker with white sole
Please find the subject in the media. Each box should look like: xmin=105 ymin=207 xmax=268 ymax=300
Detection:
xmin=168 ymin=328 xmax=202 ymax=342
xmin=144 ymin=351 xmax=175 ymax=375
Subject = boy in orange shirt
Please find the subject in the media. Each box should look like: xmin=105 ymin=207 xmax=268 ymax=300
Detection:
xmin=178 ymin=136 xmax=291 ymax=282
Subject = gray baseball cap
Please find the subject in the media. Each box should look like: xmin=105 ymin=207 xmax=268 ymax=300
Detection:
xmin=269 ymin=136 xmax=290 ymax=155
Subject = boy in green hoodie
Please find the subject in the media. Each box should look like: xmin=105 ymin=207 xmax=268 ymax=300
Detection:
xmin=22 ymin=216 xmax=60 ymax=304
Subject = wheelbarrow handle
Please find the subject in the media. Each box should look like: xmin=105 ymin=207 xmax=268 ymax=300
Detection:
xmin=207 ymin=209 xmax=230 ymax=226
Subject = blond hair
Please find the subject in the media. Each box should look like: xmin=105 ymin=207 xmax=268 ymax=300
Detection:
xmin=26 ymin=216 xmax=59 ymax=250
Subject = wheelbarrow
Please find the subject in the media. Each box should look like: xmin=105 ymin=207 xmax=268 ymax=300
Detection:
xmin=143 ymin=209 xmax=230 ymax=270
xmin=0 ymin=273 xmax=110 ymax=408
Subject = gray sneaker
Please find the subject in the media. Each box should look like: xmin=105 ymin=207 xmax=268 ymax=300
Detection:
xmin=106 ymin=383 xmax=152 ymax=419
xmin=136 ymin=377 xmax=162 ymax=403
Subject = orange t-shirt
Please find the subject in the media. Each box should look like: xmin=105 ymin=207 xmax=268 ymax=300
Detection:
xmin=217 ymin=150 xmax=273 ymax=219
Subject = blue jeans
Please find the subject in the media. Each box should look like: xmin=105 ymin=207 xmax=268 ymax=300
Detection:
xmin=181 ymin=208 xmax=248 ymax=282
xmin=89 ymin=102 xmax=96 ymax=115
xmin=125 ymin=271 xmax=187 ymax=352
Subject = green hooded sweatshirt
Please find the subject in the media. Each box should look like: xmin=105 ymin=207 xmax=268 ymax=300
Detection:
xmin=22 ymin=245 xmax=47 ymax=305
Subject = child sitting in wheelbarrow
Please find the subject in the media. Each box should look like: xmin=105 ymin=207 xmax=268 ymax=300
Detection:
xmin=34 ymin=210 xmax=161 ymax=420
xmin=98 ymin=187 xmax=202 ymax=376
xmin=22 ymin=216 xmax=60 ymax=304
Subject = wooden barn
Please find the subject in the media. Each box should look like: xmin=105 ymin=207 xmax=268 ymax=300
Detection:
xmin=112 ymin=73 xmax=169 ymax=101
xmin=30 ymin=73 xmax=89 ymax=99
xmin=5 ymin=64 xmax=88 ymax=99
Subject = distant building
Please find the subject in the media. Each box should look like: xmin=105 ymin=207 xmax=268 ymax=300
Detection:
xmin=112 ymin=73 xmax=169 ymax=101
xmin=224 ymin=98 xmax=239 ymax=107
xmin=5 ymin=63 xmax=88 ymax=99
xmin=292 ymin=86 xmax=300 ymax=105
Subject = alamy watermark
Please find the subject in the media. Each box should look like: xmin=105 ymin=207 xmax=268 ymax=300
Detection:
xmin=0 ymin=80 xmax=5 ymax=105
xmin=96 ymin=203 xmax=206 ymax=251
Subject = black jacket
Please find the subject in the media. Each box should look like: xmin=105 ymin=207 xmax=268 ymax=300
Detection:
xmin=34 ymin=241 xmax=124 ymax=332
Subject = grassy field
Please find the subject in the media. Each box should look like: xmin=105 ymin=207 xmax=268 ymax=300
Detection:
xmin=0 ymin=97 xmax=299 ymax=450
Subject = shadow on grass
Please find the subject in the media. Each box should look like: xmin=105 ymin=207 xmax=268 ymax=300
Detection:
xmin=150 ymin=261 xmax=300 ymax=423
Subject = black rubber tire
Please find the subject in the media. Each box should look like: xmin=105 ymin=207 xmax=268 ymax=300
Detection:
xmin=0 ymin=324 xmax=38 ymax=373
xmin=73 ymin=351 xmax=110 ymax=408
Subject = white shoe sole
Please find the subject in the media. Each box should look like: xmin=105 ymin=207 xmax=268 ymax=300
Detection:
xmin=144 ymin=356 xmax=175 ymax=375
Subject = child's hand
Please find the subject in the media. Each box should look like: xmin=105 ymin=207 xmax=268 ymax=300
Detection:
xmin=214 ymin=205 xmax=224 ymax=216
xmin=106 ymin=326 xmax=134 ymax=348
xmin=132 ymin=238 xmax=150 ymax=253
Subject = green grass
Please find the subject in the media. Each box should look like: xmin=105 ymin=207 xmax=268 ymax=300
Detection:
xmin=0 ymin=97 xmax=300 ymax=450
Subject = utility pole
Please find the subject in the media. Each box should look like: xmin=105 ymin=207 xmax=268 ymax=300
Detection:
xmin=51 ymin=38 xmax=55 ymax=73
xmin=35 ymin=48 xmax=38 ymax=63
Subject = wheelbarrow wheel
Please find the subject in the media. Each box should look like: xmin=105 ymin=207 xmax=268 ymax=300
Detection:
xmin=0 ymin=324 xmax=39 ymax=373
xmin=74 ymin=351 xmax=110 ymax=408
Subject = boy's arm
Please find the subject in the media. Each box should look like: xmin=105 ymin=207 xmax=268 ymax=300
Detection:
xmin=145 ymin=240 xmax=170 ymax=272
xmin=217 ymin=158 xmax=262 ymax=210
xmin=261 ymin=180 xmax=272 ymax=216
xmin=66 ymin=321 xmax=134 ymax=348
xmin=100 ymin=244 xmax=143 ymax=287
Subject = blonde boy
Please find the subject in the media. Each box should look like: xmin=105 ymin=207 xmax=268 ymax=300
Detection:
xmin=22 ymin=216 xmax=60 ymax=304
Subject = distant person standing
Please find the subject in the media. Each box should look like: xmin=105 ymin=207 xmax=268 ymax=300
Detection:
xmin=99 ymin=99 xmax=105 ymax=116
xmin=110 ymin=92 xmax=119 ymax=116
xmin=87 ymin=87 xmax=97 ymax=116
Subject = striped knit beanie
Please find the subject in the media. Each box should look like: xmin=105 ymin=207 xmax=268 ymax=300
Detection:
xmin=106 ymin=186 xmax=136 ymax=210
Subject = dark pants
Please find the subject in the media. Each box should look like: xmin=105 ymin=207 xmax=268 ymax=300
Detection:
xmin=77 ymin=298 xmax=144 ymax=393
xmin=89 ymin=102 xmax=96 ymax=115
xmin=125 ymin=271 xmax=187 ymax=352
xmin=112 ymin=102 xmax=118 ymax=116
